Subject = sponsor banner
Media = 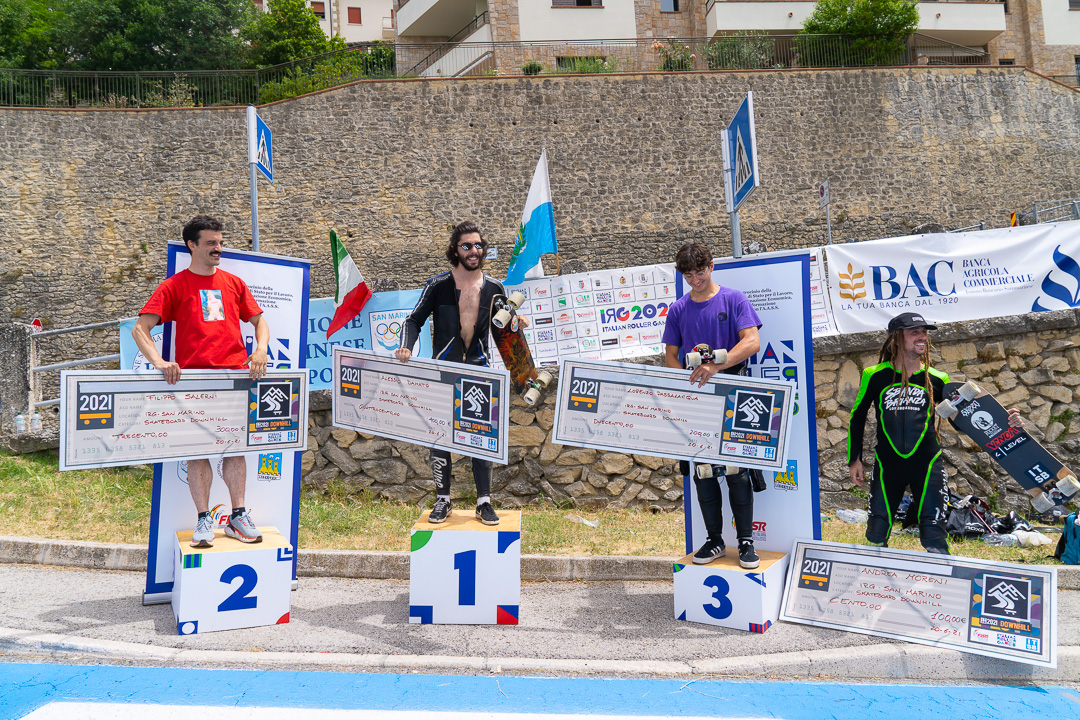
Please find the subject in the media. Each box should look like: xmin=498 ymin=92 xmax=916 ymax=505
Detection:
xmin=305 ymin=291 xmax=428 ymax=390
xmin=823 ymin=221 xmax=1080 ymax=334
xmin=60 ymin=370 xmax=306 ymax=470
xmin=333 ymin=347 xmax=510 ymax=464
xmin=683 ymin=254 xmax=820 ymax=555
xmin=137 ymin=244 xmax=310 ymax=603
xmin=780 ymin=540 xmax=1058 ymax=668
xmin=552 ymin=358 xmax=794 ymax=471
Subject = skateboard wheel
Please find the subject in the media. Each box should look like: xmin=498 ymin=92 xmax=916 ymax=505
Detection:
xmin=536 ymin=371 xmax=553 ymax=389
xmin=507 ymin=291 xmax=526 ymax=310
xmin=1031 ymin=493 xmax=1056 ymax=514
xmin=714 ymin=348 xmax=728 ymax=365
xmin=958 ymin=382 xmax=979 ymax=402
xmin=695 ymin=464 xmax=716 ymax=480
xmin=935 ymin=399 xmax=957 ymax=420
xmin=523 ymin=387 xmax=541 ymax=406
xmin=1056 ymin=475 xmax=1080 ymax=496
xmin=685 ymin=351 xmax=702 ymax=369
xmin=493 ymin=308 xmax=513 ymax=329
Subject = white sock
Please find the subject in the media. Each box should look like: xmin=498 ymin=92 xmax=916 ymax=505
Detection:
xmin=476 ymin=496 xmax=490 ymax=506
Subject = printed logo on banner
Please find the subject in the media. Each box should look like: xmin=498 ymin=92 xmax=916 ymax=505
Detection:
xmin=731 ymin=517 xmax=767 ymax=541
xmin=533 ymin=299 xmax=553 ymax=314
xmin=636 ymin=287 xmax=654 ymax=301
xmin=636 ymin=272 xmax=651 ymax=285
xmin=616 ymin=289 xmax=635 ymax=303
xmin=574 ymin=293 xmax=594 ymax=307
xmin=550 ymin=279 xmax=568 ymax=296
xmin=572 ymin=277 xmax=589 ymax=291
xmin=257 ymin=382 xmax=292 ymax=420
xmin=554 ymin=311 xmax=575 ymax=325
xmin=266 ymin=336 xmax=295 ymax=368
xmin=591 ymin=276 xmax=613 ymax=290
xmin=578 ymin=322 xmax=599 ymax=337
xmin=523 ymin=329 xmax=535 ymax=344
xmin=622 ymin=333 xmax=639 ymax=347
xmin=1033 ymin=246 xmax=1080 ymax=312
xmin=459 ymin=380 xmax=493 ymax=424
xmin=595 ymin=290 xmax=614 ymax=304
xmin=575 ymin=308 xmax=597 ymax=323
xmin=556 ymin=296 xmax=569 ymax=309
xmin=536 ymin=328 xmax=556 ymax=343
xmin=257 ymin=452 xmax=283 ymax=482
xmin=981 ymin=575 xmax=1031 ymax=621
xmin=533 ymin=285 xmax=552 ymax=299
xmin=339 ymin=364 xmax=361 ymax=396
xmin=774 ymin=460 xmax=798 ymax=491
xmin=732 ymin=391 xmax=774 ymax=433
xmin=558 ymin=325 xmax=578 ymax=339
xmin=640 ymin=329 xmax=662 ymax=344
xmin=579 ymin=337 xmax=599 ymax=351
xmin=536 ymin=344 xmax=559 ymax=361
xmin=601 ymin=337 xmax=619 ymax=348
xmin=656 ymin=283 xmax=675 ymax=298
xmin=749 ymin=340 xmax=799 ymax=386
xmin=971 ymin=410 xmax=1002 ymax=437
xmin=837 ymin=263 xmax=867 ymax=300
xmin=558 ymin=340 xmax=579 ymax=354
xmin=616 ymin=274 xmax=634 ymax=287
xmin=76 ymin=387 xmax=115 ymax=429
xmin=534 ymin=315 xmax=554 ymax=326
xmin=370 ymin=310 xmax=409 ymax=352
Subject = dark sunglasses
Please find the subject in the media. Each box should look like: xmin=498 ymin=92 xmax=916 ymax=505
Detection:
xmin=458 ymin=242 xmax=486 ymax=251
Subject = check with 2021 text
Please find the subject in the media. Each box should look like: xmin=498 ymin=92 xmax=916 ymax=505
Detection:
xmin=552 ymin=359 xmax=793 ymax=471
xmin=331 ymin=347 xmax=510 ymax=464
xmin=60 ymin=369 xmax=308 ymax=471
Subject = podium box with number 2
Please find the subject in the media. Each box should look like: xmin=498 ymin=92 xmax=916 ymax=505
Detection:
xmin=409 ymin=509 xmax=521 ymax=625
xmin=172 ymin=527 xmax=293 ymax=635
xmin=673 ymin=550 xmax=788 ymax=633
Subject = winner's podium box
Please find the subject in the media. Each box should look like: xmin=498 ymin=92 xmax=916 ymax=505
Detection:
xmin=673 ymin=550 xmax=788 ymax=633
xmin=409 ymin=509 xmax=521 ymax=625
xmin=173 ymin=527 xmax=293 ymax=635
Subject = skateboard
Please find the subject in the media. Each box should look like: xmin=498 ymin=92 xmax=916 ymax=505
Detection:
xmin=937 ymin=380 xmax=1080 ymax=513
xmin=490 ymin=291 xmax=551 ymax=406
xmin=683 ymin=344 xmax=729 ymax=370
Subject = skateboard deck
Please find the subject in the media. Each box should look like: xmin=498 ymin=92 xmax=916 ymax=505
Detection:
xmin=938 ymin=380 xmax=1080 ymax=513
xmin=490 ymin=292 xmax=551 ymax=406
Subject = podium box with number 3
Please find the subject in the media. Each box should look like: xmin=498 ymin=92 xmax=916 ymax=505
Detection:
xmin=409 ymin=509 xmax=521 ymax=625
xmin=673 ymin=550 xmax=788 ymax=633
xmin=172 ymin=527 xmax=293 ymax=635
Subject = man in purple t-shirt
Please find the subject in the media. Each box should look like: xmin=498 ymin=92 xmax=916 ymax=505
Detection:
xmin=662 ymin=243 xmax=762 ymax=568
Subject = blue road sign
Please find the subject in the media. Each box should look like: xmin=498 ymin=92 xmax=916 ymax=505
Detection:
xmin=247 ymin=107 xmax=273 ymax=183
xmin=724 ymin=91 xmax=759 ymax=213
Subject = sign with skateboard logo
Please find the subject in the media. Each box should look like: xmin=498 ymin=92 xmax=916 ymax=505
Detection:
xmin=780 ymin=540 xmax=1058 ymax=668
xmin=552 ymin=358 xmax=793 ymax=471
xmin=60 ymin=370 xmax=308 ymax=470
xmin=332 ymin=347 xmax=509 ymax=464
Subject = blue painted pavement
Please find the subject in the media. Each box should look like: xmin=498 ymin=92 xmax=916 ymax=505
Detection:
xmin=1 ymin=662 xmax=1079 ymax=720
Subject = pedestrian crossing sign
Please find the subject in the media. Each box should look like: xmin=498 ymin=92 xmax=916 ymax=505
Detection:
xmin=722 ymin=91 xmax=759 ymax=213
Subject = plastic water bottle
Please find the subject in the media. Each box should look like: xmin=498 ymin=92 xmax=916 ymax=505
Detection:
xmin=30 ymin=411 xmax=42 ymax=432
xmin=836 ymin=508 xmax=869 ymax=523
xmin=983 ymin=533 xmax=1020 ymax=547
xmin=14 ymin=413 xmax=25 ymax=434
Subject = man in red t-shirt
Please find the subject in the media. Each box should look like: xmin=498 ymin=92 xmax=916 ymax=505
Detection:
xmin=132 ymin=216 xmax=270 ymax=548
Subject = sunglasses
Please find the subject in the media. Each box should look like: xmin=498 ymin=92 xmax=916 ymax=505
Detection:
xmin=458 ymin=243 xmax=486 ymax=251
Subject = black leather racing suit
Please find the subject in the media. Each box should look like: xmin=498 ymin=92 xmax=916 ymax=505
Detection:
xmin=847 ymin=362 xmax=950 ymax=551
xmin=400 ymin=271 xmax=506 ymax=498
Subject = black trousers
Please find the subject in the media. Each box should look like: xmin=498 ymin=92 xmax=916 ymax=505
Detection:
xmin=430 ymin=449 xmax=491 ymax=499
xmin=866 ymin=447 xmax=949 ymax=551
xmin=691 ymin=465 xmax=755 ymax=545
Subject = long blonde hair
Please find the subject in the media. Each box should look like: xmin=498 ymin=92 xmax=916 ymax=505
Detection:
xmin=879 ymin=329 xmax=936 ymax=415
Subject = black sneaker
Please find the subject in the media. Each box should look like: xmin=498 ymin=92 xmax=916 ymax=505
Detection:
xmin=926 ymin=546 xmax=951 ymax=555
xmin=428 ymin=498 xmax=452 ymax=523
xmin=692 ymin=539 xmax=726 ymax=564
xmin=476 ymin=502 xmax=500 ymax=526
xmin=739 ymin=541 xmax=760 ymax=569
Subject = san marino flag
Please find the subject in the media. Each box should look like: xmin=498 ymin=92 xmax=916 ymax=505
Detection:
xmin=505 ymin=148 xmax=558 ymax=286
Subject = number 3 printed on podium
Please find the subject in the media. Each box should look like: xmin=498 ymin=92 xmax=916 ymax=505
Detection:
xmin=703 ymin=574 xmax=733 ymax=620
xmin=218 ymin=564 xmax=259 ymax=612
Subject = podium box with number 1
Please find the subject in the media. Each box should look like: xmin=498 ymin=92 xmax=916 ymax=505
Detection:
xmin=673 ymin=550 xmax=788 ymax=633
xmin=409 ymin=509 xmax=521 ymax=625
xmin=172 ymin=526 xmax=293 ymax=635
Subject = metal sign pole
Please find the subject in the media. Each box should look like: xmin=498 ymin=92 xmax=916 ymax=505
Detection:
xmin=730 ymin=211 xmax=743 ymax=258
xmin=825 ymin=204 xmax=833 ymax=245
xmin=246 ymin=105 xmax=260 ymax=252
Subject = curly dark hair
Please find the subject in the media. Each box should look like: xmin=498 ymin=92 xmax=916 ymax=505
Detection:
xmin=674 ymin=243 xmax=712 ymax=274
xmin=182 ymin=215 xmax=223 ymax=251
xmin=445 ymin=220 xmax=487 ymax=267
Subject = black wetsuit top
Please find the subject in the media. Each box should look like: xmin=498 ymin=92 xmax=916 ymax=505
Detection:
xmin=847 ymin=362 xmax=950 ymax=464
xmin=400 ymin=270 xmax=505 ymax=365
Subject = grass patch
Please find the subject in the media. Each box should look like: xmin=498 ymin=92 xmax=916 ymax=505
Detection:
xmin=0 ymin=450 xmax=1067 ymax=563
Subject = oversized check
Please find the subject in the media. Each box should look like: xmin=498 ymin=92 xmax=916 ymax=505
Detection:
xmin=780 ymin=540 xmax=1058 ymax=668
xmin=552 ymin=358 xmax=793 ymax=471
xmin=332 ymin=347 xmax=510 ymax=464
xmin=60 ymin=370 xmax=308 ymax=471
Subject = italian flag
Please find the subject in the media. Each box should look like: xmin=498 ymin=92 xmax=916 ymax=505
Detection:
xmin=327 ymin=230 xmax=373 ymax=339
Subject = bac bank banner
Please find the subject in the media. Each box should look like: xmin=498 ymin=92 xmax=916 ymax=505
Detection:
xmin=683 ymin=254 xmax=821 ymax=556
xmin=824 ymin=221 xmax=1080 ymax=334
xmin=305 ymin=291 xmax=428 ymax=390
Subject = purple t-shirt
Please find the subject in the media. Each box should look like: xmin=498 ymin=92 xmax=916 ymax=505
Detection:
xmin=661 ymin=285 xmax=761 ymax=362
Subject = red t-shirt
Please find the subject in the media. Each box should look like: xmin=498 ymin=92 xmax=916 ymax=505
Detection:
xmin=140 ymin=268 xmax=262 ymax=370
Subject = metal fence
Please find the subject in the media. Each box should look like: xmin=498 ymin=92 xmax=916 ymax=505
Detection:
xmin=1048 ymin=74 xmax=1080 ymax=87
xmin=1018 ymin=198 xmax=1080 ymax=226
xmin=0 ymin=33 xmax=997 ymax=109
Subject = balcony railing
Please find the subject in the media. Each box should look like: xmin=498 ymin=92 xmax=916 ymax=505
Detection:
xmin=0 ymin=34 xmax=999 ymax=109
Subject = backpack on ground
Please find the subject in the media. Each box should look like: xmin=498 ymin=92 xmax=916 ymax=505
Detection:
xmin=1054 ymin=512 xmax=1080 ymax=565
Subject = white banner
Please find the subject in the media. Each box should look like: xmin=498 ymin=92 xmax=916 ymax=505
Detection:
xmin=824 ymin=221 xmax=1080 ymax=334
xmin=143 ymin=244 xmax=310 ymax=603
xmin=683 ymin=254 xmax=820 ymax=555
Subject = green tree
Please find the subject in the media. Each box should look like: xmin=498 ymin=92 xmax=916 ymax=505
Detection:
xmin=244 ymin=0 xmax=344 ymax=68
xmin=54 ymin=0 xmax=257 ymax=71
xmin=0 ymin=0 xmax=63 ymax=68
xmin=798 ymin=0 xmax=918 ymax=67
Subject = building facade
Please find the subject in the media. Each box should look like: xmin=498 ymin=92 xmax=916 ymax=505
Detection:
xmin=253 ymin=0 xmax=396 ymax=45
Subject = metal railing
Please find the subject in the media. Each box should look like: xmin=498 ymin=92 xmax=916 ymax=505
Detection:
xmin=1018 ymin=198 xmax=1080 ymax=226
xmin=948 ymin=222 xmax=987 ymax=233
xmin=0 ymin=33 xmax=998 ymax=108
xmin=30 ymin=317 xmax=136 ymax=408
xmin=1048 ymin=74 xmax=1080 ymax=87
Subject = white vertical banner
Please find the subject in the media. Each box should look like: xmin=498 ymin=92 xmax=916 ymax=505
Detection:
xmin=683 ymin=254 xmax=821 ymax=555
xmin=141 ymin=243 xmax=310 ymax=604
